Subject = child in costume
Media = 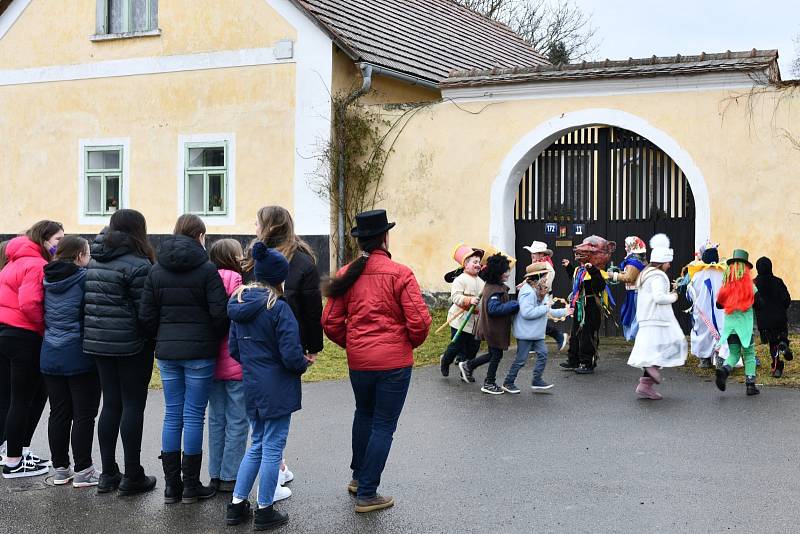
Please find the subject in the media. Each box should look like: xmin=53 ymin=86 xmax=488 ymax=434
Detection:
xmin=627 ymin=235 xmax=688 ymax=400
xmin=502 ymin=262 xmax=573 ymax=394
xmin=440 ymin=245 xmax=485 ymax=377
xmin=522 ymin=241 xmax=568 ymax=350
xmin=561 ymin=235 xmax=616 ymax=374
xmin=714 ymin=250 xmax=760 ymax=396
xmin=609 ymin=236 xmax=647 ymax=341
xmin=754 ymin=257 xmax=793 ymax=378
xmin=686 ymin=243 xmax=728 ymax=369
xmin=458 ymin=253 xmax=519 ymax=395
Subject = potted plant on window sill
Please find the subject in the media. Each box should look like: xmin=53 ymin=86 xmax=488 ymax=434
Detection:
xmin=210 ymin=195 xmax=224 ymax=213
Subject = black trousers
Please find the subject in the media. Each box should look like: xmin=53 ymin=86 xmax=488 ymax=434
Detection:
xmin=466 ymin=346 xmax=504 ymax=384
xmin=566 ymin=309 xmax=601 ymax=367
xmin=95 ymin=350 xmax=153 ymax=478
xmin=0 ymin=335 xmax=47 ymax=458
xmin=441 ymin=328 xmax=481 ymax=367
xmin=44 ymin=372 xmax=101 ymax=472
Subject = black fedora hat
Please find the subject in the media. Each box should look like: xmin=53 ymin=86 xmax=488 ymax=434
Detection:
xmin=350 ymin=209 xmax=396 ymax=238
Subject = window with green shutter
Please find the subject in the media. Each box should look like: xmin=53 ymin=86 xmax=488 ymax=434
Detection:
xmin=184 ymin=143 xmax=228 ymax=216
xmin=84 ymin=147 xmax=123 ymax=216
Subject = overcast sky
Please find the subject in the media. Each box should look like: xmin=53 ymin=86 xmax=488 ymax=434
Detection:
xmin=572 ymin=0 xmax=799 ymax=79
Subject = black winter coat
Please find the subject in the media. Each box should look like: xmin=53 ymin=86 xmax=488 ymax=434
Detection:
xmin=83 ymin=231 xmax=153 ymax=356
xmin=243 ymin=249 xmax=323 ymax=354
xmin=754 ymin=257 xmax=791 ymax=334
xmin=284 ymin=251 xmax=324 ymax=354
xmin=139 ymin=235 xmax=229 ymax=360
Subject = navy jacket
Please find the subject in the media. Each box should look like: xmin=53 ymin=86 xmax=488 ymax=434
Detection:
xmin=41 ymin=262 xmax=95 ymax=376
xmin=228 ymin=287 xmax=308 ymax=420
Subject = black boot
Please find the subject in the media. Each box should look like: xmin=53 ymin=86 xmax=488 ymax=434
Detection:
xmin=226 ymin=499 xmax=252 ymax=526
xmin=118 ymin=465 xmax=157 ymax=497
xmin=97 ymin=464 xmax=122 ymax=494
xmin=746 ymin=376 xmax=760 ymax=396
xmin=253 ymin=505 xmax=289 ymax=531
xmin=715 ymin=365 xmax=730 ymax=392
xmin=181 ymin=453 xmax=216 ymax=504
xmin=160 ymin=452 xmax=183 ymax=504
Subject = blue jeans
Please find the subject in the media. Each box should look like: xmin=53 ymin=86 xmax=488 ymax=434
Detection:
xmin=158 ymin=358 xmax=215 ymax=455
xmin=208 ymin=380 xmax=249 ymax=481
xmin=504 ymin=339 xmax=549 ymax=386
xmin=349 ymin=366 xmax=412 ymax=499
xmin=233 ymin=415 xmax=291 ymax=507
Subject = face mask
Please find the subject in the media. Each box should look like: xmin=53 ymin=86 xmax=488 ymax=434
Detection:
xmin=49 ymin=246 xmax=57 ymax=255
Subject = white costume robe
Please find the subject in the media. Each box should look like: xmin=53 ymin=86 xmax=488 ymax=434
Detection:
xmin=687 ymin=264 xmax=731 ymax=362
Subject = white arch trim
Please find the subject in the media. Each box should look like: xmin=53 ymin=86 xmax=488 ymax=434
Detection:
xmin=490 ymin=108 xmax=711 ymax=258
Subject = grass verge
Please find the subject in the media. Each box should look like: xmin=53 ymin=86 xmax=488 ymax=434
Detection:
xmin=149 ymin=308 xmax=452 ymax=388
xmin=679 ymin=334 xmax=800 ymax=388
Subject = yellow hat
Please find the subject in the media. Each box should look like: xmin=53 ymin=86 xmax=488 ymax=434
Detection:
xmin=480 ymin=244 xmax=516 ymax=267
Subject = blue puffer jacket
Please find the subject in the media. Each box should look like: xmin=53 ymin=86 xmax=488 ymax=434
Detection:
xmin=228 ymin=287 xmax=308 ymax=420
xmin=41 ymin=261 xmax=95 ymax=376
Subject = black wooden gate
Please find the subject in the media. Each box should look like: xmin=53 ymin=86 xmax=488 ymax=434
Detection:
xmin=514 ymin=126 xmax=695 ymax=334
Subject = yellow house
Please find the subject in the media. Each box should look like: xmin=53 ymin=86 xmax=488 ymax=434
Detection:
xmin=0 ymin=0 xmax=543 ymax=274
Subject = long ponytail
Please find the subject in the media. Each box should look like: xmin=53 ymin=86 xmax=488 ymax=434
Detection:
xmin=323 ymin=233 xmax=386 ymax=298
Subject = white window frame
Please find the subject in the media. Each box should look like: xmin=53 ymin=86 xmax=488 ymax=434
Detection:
xmin=93 ymin=0 xmax=160 ymax=40
xmin=78 ymin=138 xmax=131 ymax=225
xmin=177 ymin=134 xmax=236 ymax=226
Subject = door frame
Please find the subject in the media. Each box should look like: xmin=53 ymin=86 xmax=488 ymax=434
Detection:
xmin=490 ymin=108 xmax=710 ymax=262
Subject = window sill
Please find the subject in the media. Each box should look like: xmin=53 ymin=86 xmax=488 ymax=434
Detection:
xmin=90 ymin=29 xmax=161 ymax=42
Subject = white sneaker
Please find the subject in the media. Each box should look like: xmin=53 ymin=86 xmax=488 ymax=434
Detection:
xmin=273 ymin=484 xmax=292 ymax=502
xmin=560 ymin=334 xmax=569 ymax=352
xmin=278 ymin=466 xmax=294 ymax=486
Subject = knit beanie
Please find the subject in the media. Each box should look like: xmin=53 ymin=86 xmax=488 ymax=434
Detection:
xmin=252 ymin=242 xmax=289 ymax=285
xmin=649 ymin=234 xmax=673 ymax=263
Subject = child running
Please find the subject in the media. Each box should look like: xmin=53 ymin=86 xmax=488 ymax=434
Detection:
xmin=715 ymin=249 xmax=760 ymax=396
xmin=206 ymin=239 xmax=248 ymax=494
xmin=754 ymin=256 xmax=792 ymax=378
xmin=502 ymin=262 xmax=573 ymax=394
xmin=458 ymin=253 xmax=519 ymax=395
xmin=626 ymin=235 xmax=687 ymax=399
xmin=440 ymin=244 xmax=484 ymax=376
xmin=225 ymin=243 xmax=311 ymax=530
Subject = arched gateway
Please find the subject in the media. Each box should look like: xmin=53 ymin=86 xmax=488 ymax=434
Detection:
xmin=489 ymin=109 xmax=711 ymax=332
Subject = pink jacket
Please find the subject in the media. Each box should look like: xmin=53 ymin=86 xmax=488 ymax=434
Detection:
xmin=0 ymin=237 xmax=48 ymax=336
xmin=215 ymin=269 xmax=243 ymax=381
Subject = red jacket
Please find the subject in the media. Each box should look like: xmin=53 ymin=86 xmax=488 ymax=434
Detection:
xmin=215 ymin=269 xmax=243 ymax=381
xmin=0 ymin=236 xmax=48 ymax=336
xmin=322 ymin=249 xmax=431 ymax=371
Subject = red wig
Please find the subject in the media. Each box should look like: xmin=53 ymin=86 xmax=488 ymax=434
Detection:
xmin=716 ymin=263 xmax=754 ymax=313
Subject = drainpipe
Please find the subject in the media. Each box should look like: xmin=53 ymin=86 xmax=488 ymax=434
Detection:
xmin=337 ymin=63 xmax=373 ymax=268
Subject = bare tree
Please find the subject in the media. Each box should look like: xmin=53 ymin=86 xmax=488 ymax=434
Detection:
xmin=793 ymin=32 xmax=800 ymax=78
xmin=458 ymin=0 xmax=598 ymax=63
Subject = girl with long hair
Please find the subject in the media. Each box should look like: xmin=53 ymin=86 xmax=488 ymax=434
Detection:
xmin=83 ymin=209 xmax=157 ymax=495
xmin=139 ymin=214 xmax=229 ymax=505
xmin=322 ymin=210 xmax=431 ymax=513
xmin=0 ymin=220 xmax=64 ymax=478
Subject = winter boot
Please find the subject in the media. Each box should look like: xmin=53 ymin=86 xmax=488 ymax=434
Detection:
xmin=160 ymin=452 xmax=183 ymax=504
xmin=118 ymin=465 xmax=156 ymax=496
xmin=745 ymin=376 xmax=760 ymax=396
xmin=645 ymin=366 xmax=662 ymax=384
xmin=635 ymin=377 xmax=662 ymax=400
xmin=715 ymin=365 xmax=730 ymax=392
xmin=779 ymin=341 xmax=793 ymax=361
xmin=181 ymin=453 xmax=216 ymax=504
xmin=253 ymin=505 xmax=289 ymax=530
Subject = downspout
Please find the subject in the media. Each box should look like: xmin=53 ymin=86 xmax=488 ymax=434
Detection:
xmin=337 ymin=63 xmax=373 ymax=268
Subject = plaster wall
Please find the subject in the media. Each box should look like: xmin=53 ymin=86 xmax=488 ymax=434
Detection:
xmin=0 ymin=64 xmax=296 ymax=235
xmin=0 ymin=0 xmax=297 ymax=69
xmin=371 ymin=86 xmax=800 ymax=295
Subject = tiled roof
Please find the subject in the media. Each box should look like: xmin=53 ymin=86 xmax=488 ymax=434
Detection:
xmin=441 ymin=49 xmax=780 ymax=88
xmin=293 ymin=0 xmax=549 ymax=84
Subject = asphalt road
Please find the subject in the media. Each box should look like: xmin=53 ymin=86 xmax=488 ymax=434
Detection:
xmin=1 ymin=346 xmax=798 ymax=533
